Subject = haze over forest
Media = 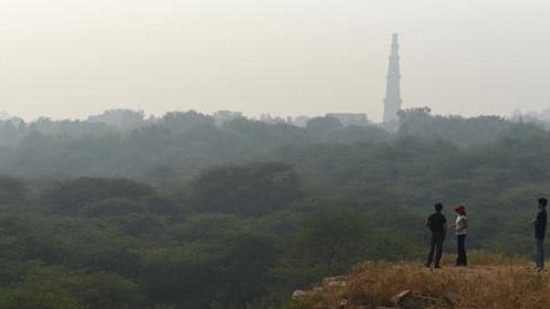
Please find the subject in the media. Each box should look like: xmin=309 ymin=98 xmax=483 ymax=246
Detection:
xmin=1 ymin=0 xmax=550 ymax=121
xmin=2 ymin=1 xmax=550 ymax=308
xmin=0 ymin=107 xmax=548 ymax=308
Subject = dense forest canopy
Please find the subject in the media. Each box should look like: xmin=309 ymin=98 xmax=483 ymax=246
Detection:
xmin=0 ymin=108 xmax=549 ymax=308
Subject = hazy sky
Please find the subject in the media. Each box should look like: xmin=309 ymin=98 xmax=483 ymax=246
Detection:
xmin=1 ymin=0 xmax=549 ymax=122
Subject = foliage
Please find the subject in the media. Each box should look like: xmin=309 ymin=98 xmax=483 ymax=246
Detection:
xmin=0 ymin=267 xmax=148 ymax=309
xmin=41 ymin=177 xmax=154 ymax=215
xmin=189 ymin=162 xmax=303 ymax=217
xmin=0 ymin=110 xmax=548 ymax=307
xmin=0 ymin=176 xmax=29 ymax=205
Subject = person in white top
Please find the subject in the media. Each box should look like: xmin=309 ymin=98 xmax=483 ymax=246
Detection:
xmin=453 ymin=205 xmax=468 ymax=266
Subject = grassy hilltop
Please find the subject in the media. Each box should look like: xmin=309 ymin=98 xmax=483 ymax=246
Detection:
xmin=290 ymin=252 xmax=550 ymax=309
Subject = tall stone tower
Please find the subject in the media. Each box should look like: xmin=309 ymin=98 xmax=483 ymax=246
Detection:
xmin=382 ymin=33 xmax=402 ymax=123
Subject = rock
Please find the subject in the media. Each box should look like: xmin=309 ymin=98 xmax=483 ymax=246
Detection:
xmin=391 ymin=290 xmax=423 ymax=309
xmin=443 ymin=293 xmax=457 ymax=306
xmin=292 ymin=289 xmax=312 ymax=299
xmin=338 ymin=297 xmax=348 ymax=309
xmin=322 ymin=275 xmax=347 ymax=287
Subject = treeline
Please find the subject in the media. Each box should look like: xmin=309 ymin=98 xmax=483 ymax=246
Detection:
xmin=0 ymin=107 xmax=538 ymax=180
xmin=0 ymin=110 xmax=390 ymax=181
xmin=0 ymin=108 xmax=549 ymax=308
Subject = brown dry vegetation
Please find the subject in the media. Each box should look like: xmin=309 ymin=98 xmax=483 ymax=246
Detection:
xmin=291 ymin=251 xmax=550 ymax=309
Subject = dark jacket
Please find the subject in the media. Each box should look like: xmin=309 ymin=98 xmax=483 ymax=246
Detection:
xmin=535 ymin=208 xmax=547 ymax=240
xmin=427 ymin=212 xmax=447 ymax=233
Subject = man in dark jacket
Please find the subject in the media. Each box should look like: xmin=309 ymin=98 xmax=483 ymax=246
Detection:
xmin=533 ymin=197 xmax=547 ymax=271
xmin=425 ymin=203 xmax=447 ymax=268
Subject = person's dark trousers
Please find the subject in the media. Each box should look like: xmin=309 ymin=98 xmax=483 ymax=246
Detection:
xmin=426 ymin=232 xmax=445 ymax=267
xmin=456 ymin=234 xmax=467 ymax=266
xmin=535 ymin=237 xmax=545 ymax=269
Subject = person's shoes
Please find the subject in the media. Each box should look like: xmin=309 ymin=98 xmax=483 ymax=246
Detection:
xmin=434 ymin=265 xmax=441 ymax=269
xmin=424 ymin=263 xmax=431 ymax=268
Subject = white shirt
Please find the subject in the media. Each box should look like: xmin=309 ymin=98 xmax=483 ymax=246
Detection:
xmin=455 ymin=215 xmax=467 ymax=235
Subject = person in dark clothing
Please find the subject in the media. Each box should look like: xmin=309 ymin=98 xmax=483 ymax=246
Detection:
xmin=425 ymin=203 xmax=447 ymax=268
xmin=532 ymin=197 xmax=547 ymax=271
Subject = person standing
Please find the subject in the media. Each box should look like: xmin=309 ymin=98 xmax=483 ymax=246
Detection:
xmin=454 ymin=205 xmax=468 ymax=266
xmin=425 ymin=203 xmax=447 ymax=268
xmin=532 ymin=197 xmax=547 ymax=271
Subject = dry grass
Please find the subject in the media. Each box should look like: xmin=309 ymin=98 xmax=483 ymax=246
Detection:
xmin=294 ymin=252 xmax=550 ymax=309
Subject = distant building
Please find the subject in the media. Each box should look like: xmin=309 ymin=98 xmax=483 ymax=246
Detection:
xmin=291 ymin=116 xmax=310 ymax=127
xmin=86 ymin=109 xmax=146 ymax=129
xmin=259 ymin=114 xmax=290 ymax=124
xmin=382 ymin=33 xmax=403 ymax=123
xmin=212 ymin=110 xmax=243 ymax=126
xmin=326 ymin=113 xmax=368 ymax=126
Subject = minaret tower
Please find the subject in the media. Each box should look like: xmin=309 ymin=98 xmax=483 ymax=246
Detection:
xmin=382 ymin=33 xmax=402 ymax=123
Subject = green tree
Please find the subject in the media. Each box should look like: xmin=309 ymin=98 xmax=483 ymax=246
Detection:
xmin=0 ymin=176 xmax=29 ymax=205
xmin=296 ymin=210 xmax=371 ymax=270
xmin=41 ymin=177 xmax=154 ymax=215
xmin=189 ymin=162 xmax=303 ymax=217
